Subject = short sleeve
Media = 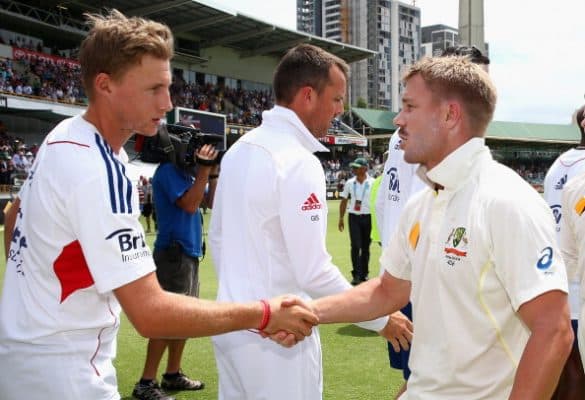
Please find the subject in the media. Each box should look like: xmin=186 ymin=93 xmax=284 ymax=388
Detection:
xmin=488 ymin=194 xmax=568 ymax=311
xmin=67 ymin=173 xmax=155 ymax=294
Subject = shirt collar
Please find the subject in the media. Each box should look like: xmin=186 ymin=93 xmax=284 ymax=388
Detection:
xmin=261 ymin=105 xmax=329 ymax=153
xmin=417 ymin=137 xmax=490 ymax=192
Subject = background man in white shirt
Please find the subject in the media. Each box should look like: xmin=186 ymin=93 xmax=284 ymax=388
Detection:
xmin=339 ymin=157 xmax=375 ymax=285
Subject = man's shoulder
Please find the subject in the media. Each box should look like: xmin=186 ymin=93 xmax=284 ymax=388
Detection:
xmin=564 ymin=172 xmax=585 ymax=197
xmin=45 ymin=115 xmax=95 ymax=148
xmin=153 ymin=162 xmax=183 ymax=182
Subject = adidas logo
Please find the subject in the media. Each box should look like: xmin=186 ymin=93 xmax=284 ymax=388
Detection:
xmin=302 ymin=193 xmax=322 ymax=211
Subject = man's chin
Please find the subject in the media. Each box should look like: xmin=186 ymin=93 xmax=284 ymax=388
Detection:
xmin=135 ymin=127 xmax=159 ymax=137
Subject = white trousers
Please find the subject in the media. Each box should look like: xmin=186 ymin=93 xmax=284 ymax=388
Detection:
xmin=213 ymin=328 xmax=322 ymax=400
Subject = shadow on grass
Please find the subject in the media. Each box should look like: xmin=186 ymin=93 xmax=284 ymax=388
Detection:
xmin=336 ymin=324 xmax=379 ymax=337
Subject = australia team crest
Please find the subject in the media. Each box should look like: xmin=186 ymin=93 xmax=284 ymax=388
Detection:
xmin=444 ymin=227 xmax=468 ymax=266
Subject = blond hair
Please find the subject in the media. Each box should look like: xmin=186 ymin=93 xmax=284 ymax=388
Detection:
xmin=79 ymin=9 xmax=174 ymax=99
xmin=404 ymin=56 xmax=497 ymax=134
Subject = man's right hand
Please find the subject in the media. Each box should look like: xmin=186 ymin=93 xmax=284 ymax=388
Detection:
xmin=380 ymin=311 xmax=413 ymax=352
xmin=338 ymin=218 xmax=344 ymax=232
xmin=261 ymin=295 xmax=318 ymax=344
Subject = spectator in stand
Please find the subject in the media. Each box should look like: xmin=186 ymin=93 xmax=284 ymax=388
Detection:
xmin=0 ymin=153 xmax=9 ymax=191
xmin=22 ymin=151 xmax=33 ymax=176
xmin=11 ymin=149 xmax=26 ymax=176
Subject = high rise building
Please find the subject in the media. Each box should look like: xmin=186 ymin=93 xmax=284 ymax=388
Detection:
xmin=421 ymin=24 xmax=460 ymax=57
xmin=297 ymin=0 xmax=421 ymax=111
xmin=297 ymin=0 xmax=322 ymax=36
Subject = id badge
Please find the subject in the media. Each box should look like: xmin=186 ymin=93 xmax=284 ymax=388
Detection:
xmin=354 ymin=200 xmax=362 ymax=212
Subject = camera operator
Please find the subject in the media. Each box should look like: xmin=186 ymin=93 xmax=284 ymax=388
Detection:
xmin=134 ymin=143 xmax=218 ymax=400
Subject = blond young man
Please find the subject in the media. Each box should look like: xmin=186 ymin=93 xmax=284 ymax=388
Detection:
xmin=0 ymin=10 xmax=316 ymax=400
xmin=295 ymin=56 xmax=574 ymax=399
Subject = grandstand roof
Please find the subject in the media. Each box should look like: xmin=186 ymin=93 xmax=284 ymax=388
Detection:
xmin=486 ymin=121 xmax=580 ymax=143
xmin=351 ymin=107 xmax=398 ymax=132
xmin=350 ymin=108 xmax=580 ymax=144
xmin=1 ymin=0 xmax=376 ymax=63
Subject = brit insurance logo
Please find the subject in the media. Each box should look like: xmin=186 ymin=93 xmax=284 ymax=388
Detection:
xmin=444 ymin=227 xmax=468 ymax=267
xmin=106 ymin=228 xmax=151 ymax=263
xmin=386 ymin=167 xmax=401 ymax=202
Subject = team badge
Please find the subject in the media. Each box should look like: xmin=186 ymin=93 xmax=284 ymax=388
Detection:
xmin=444 ymin=227 xmax=468 ymax=267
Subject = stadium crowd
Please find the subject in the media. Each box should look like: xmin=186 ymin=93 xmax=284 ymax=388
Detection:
xmin=0 ymin=54 xmax=84 ymax=104
xmin=169 ymin=71 xmax=273 ymax=126
xmin=0 ymin=50 xmax=557 ymax=191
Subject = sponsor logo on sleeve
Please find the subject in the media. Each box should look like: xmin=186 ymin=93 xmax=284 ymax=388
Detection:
xmin=536 ymin=246 xmax=553 ymax=271
xmin=302 ymin=193 xmax=322 ymax=211
xmin=408 ymin=222 xmax=420 ymax=250
xmin=386 ymin=167 xmax=401 ymax=202
xmin=555 ymin=174 xmax=568 ymax=190
xmin=550 ymin=204 xmax=562 ymax=226
xmin=575 ymin=197 xmax=585 ymax=216
xmin=106 ymin=228 xmax=151 ymax=262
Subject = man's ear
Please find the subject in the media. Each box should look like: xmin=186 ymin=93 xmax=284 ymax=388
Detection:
xmin=94 ymin=72 xmax=113 ymax=97
xmin=290 ymin=85 xmax=314 ymax=114
xmin=444 ymin=101 xmax=462 ymax=129
xmin=299 ymin=86 xmax=314 ymax=104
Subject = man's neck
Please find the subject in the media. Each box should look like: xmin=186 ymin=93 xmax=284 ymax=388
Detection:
xmin=356 ymin=174 xmax=366 ymax=183
xmin=84 ymin=105 xmax=127 ymax=153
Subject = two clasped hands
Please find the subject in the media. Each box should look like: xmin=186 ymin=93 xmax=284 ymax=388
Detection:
xmin=257 ymin=295 xmax=413 ymax=350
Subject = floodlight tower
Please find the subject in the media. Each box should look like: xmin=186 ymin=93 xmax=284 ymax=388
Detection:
xmin=458 ymin=0 xmax=485 ymax=53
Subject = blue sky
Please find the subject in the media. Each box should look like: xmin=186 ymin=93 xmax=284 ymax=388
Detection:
xmin=211 ymin=0 xmax=585 ymax=125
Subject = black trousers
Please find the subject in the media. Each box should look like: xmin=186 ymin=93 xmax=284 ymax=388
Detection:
xmin=348 ymin=213 xmax=371 ymax=281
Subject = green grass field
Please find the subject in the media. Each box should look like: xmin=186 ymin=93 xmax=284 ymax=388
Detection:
xmin=0 ymin=200 xmax=404 ymax=399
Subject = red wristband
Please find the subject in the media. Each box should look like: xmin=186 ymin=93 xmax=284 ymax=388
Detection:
xmin=258 ymin=299 xmax=271 ymax=332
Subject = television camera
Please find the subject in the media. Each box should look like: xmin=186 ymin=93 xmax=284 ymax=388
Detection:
xmin=139 ymin=123 xmax=225 ymax=173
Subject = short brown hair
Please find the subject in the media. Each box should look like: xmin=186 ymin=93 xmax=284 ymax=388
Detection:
xmin=273 ymin=44 xmax=349 ymax=105
xmin=404 ymin=56 xmax=497 ymax=134
xmin=79 ymin=9 xmax=174 ymax=99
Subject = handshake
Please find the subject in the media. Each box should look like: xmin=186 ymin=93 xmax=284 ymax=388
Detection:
xmin=255 ymin=295 xmax=413 ymax=350
xmin=255 ymin=295 xmax=318 ymax=348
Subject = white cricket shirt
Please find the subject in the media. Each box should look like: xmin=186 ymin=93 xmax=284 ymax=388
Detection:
xmin=209 ymin=105 xmax=386 ymax=400
xmin=543 ymin=147 xmax=585 ymax=318
xmin=0 ymin=115 xmax=155 ymax=400
xmin=383 ymin=138 xmax=568 ymax=399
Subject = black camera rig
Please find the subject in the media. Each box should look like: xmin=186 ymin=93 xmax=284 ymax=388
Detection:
xmin=140 ymin=124 xmax=224 ymax=172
